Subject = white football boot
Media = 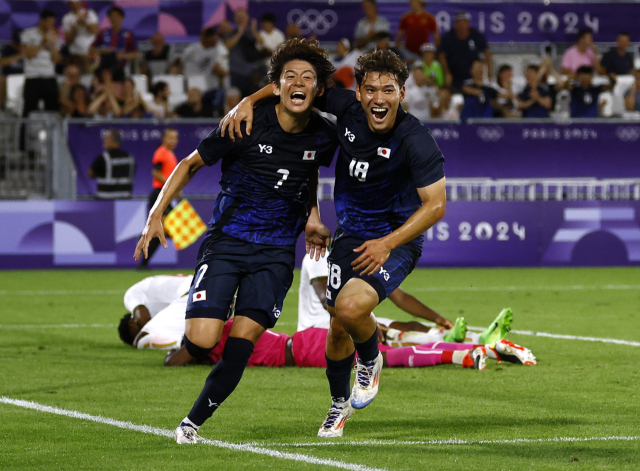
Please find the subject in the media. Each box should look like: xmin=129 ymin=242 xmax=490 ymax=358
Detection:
xmin=491 ymin=339 xmax=537 ymax=365
xmin=318 ymin=401 xmax=353 ymax=438
xmin=350 ymin=351 xmax=383 ymax=409
xmin=175 ymin=420 xmax=199 ymax=444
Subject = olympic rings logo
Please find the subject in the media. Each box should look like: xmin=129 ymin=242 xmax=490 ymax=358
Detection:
xmin=477 ymin=126 xmax=504 ymax=142
xmin=615 ymin=126 xmax=640 ymax=142
xmin=287 ymin=9 xmax=338 ymax=35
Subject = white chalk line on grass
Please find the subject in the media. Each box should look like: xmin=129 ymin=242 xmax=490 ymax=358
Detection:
xmin=1 ymin=285 xmax=640 ymax=296
xmin=0 ymin=397 xmax=386 ymax=471
xmin=0 ymin=323 xmax=117 ymax=329
xmin=245 ymin=435 xmax=640 ymax=448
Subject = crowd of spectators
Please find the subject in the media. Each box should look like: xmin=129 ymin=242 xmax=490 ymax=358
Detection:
xmin=1 ymin=0 xmax=639 ymax=123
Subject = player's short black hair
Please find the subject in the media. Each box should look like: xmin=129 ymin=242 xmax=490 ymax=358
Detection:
xmin=526 ymin=64 xmax=540 ymax=73
xmin=260 ymin=13 xmax=277 ymax=24
xmin=354 ymin=49 xmax=409 ymax=88
xmin=40 ymin=9 xmax=56 ymax=20
xmin=576 ymin=65 xmax=594 ymax=75
xmin=202 ymin=27 xmax=216 ymax=37
xmin=372 ymin=31 xmax=393 ymax=42
xmin=106 ymin=128 xmax=122 ymax=145
xmin=577 ymin=28 xmax=592 ymax=41
xmin=363 ymin=0 xmax=378 ymax=8
xmin=118 ymin=314 xmax=135 ymax=346
xmin=268 ymin=39 xmax=335 ymax=91
xmin=163 ymin=128 xmax=178 ymax=138
xmin=151 ymin=81 xmax=168 ymax=96
xmin=618 ymin=31 xmax=630 ymax=38
xmin=108 ymin=6 xmax=125 ymax=18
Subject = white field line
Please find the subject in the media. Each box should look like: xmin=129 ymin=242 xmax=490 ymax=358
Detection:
xmin=0 ymin=324 xmax=116 ymax=329
xmin=1 ymin=285 xmax=640 ymax=296
xmin=246 ymin=435 xmax=640 ymax=448
xmin=465 ymin=325 xmax=640 ymax=347
xmin=0 ymin=397 xmax=386 ymax=471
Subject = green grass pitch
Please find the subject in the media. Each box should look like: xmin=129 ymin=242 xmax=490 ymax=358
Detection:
xmin=1 ymin=267 xmax=639 ymax=470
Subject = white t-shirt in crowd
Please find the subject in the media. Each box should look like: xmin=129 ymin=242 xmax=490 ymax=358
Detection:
xmin=123 ymin=275 xmax=192 ymax=318
xmin=259 ymin=28 xmax=285 ymax=53
xmin=297 ymin=253 xmax=331 ymax=331
xmin=21 ymin=27 xmax=60 ymax=78
xmin=404 ymin=84 xmax=436 ymax=121
xmin=62 ymin=8 xmax=98 ymax=55
xmin=181 ymin=41 xmax=229 ymax=90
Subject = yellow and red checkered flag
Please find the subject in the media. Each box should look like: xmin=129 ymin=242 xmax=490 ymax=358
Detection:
xmin=164 ymin=199 xmax=207 ymax=250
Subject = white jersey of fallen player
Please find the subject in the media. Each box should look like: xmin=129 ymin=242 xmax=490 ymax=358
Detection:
xmin=123 ymin=275 xmax=193 ymax=317
xmin=136 ymin=297 xmax=188 ymax=350
xmin=297 ymin=253 xmax=331 ymax=331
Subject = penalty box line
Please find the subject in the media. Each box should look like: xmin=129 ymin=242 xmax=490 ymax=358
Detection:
xmin=0 ymin=397 xmax=386 ymax=471
xmin=248 ymin=435 xmax=640 ymax=448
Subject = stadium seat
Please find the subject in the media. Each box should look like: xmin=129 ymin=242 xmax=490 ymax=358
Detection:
xmin=132 ymin=74 xmax=149 ymax=93
xmin=152 ymin=75 xmax=185 ymax=96
xmin=186 ymin=75 xmax=208 ymax=93
xmin=6 ymin=74 xmax=25 ymax=116
xmin=168 ymin=93 xmax=187 ymax=109
xmin=613 ymin=75 xmax=635 ymax=97
xmin=148 ymin=61 xmax=168 ymax=77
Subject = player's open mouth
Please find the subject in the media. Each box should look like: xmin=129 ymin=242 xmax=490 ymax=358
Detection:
xmin=372 ymin=107 xmax=388 ymax=122
xmin=291 ymin=91 xmax=306 ymax=105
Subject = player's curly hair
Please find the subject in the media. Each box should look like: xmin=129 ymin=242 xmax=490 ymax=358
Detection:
xmin=118 ymin=313 xmax=135 ymax=346
xmin=354 ymin=49 xmax=409 ymax=88
xmin=268 ymin=39 xmax=335 ymax=91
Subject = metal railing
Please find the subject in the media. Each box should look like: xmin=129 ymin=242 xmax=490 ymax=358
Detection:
xmin=318 ymin=177 xmax=640 ymax=202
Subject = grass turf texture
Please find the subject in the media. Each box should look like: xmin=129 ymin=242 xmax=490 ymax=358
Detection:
xmin=1 ymin=267 xmax=639 ymax=470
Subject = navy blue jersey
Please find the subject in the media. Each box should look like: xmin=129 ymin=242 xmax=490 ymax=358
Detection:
xmin=519 ymin=84 xmax=551 ymax=118
xmin=197 ymin=100 xmax=338 ymax=245
xmin=314 ymin=88 xmax=444 ymax=247
xmin=570 ymin=83 xmax=603 ymax=118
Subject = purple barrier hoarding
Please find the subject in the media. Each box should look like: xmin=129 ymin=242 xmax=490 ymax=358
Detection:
xmin=67 ymin=121 xmax=640 ymax=198
xmin=2 ymin=200 xmax=640 ymax=269
xmin=0 ymin=1 xmax=637 ymax=43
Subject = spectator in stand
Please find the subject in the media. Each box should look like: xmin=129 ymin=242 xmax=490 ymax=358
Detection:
xmin=145 ymin=81 xmax=171 ymax=118
xmin=138 ymin=128 xmax=179 ymax=269
xmin=91 ymin=67 xmax=122 ymax=101
xmin=601 ymin=32 xmax=634 ymax=79
xmin=372 ymin=32 xmax=403 ymax=59
xmin=419 ymin=42 xmax=444 ymax=88
xmin=91 ymin=6 xmax=139 ymax=82
xmin=624 ymin=69 xmax=640 ymax=112
xmin=88 ymin=82 xmax=122 ymax=118
xmin=517 ymin=63 xmax=553 ymax=118
xmin=332 ymin=38 xmax=351 ymax=67
xmin=494 ymin=64 xmax=519 ymax=118
xmin=120 ymin=77 xmax=151 ymax=117
xmin=563 ymin=66 xmax=614 ymax=118
xmin=258 ymin=13 xmax=285 ymax=60
xmin=144 ymin=32 xmax=172 ymax=77
xmin=403 ymin=66 xmax=437 ymax=121
xmin=440 ymin=11 xmax=492 ymax=92
xmin=20 ymin=10 xmax=61 ymax=117
xmin=88 ymin=129 xmax=135 ymax=200
xmin=59 ymin=64 xmax=82 ymax=115
xmin=224 ymin=8 xmax=265 ymax=97
xmin=431 ymin=87 xmax=459 ymax=120
xmin=62 ymin=83 xmax=90 ymax=117
xmin=0 ymin=29 xmax=23 ymax=109
xmin=182 ymin=27 xmax=229 ymax=93
xmin=223 ymin=87 xmax=242 ymax=114
xmin=284 ymin=23 xmax=303 ymax=41
xmin=354 ymin=0 xmax=390 ymax=50
xmin=167 ymin=58 xmax=183 ymax=76
xmin=396 ymin=0 xmax=439 ymax=61
xmin=174 ymin=88 xmax=213 ymax=118
xmin=561 ymin=28 xmax=603 ymax=79
xmin=62 ymin=0 xmax=98 ymax=74
xmin=460 ymin=59 xmax=497 ymax=121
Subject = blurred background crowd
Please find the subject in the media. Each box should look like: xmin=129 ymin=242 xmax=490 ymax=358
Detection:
xmin=1 ymin=0 xmax=640 ymax=122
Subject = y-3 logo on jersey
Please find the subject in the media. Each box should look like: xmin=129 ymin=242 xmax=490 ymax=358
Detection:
xmin=344 ymin=128 xmax=355 ymax=142
xmin=259 ymin=144 xmax=273 ymax=154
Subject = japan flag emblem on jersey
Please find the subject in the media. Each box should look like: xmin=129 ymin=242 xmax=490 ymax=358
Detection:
xmin=303 ymin=150 xmax=316 ymax=160
xmin=193 ymin=290 xmax=206 ymax=302
xmin=377 ymin=147 xmax=391 ymax=159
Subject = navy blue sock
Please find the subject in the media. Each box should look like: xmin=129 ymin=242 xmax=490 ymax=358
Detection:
xmin=354 ymin=330 xmax=379 ymax=363
xmin=325 ymin=351 xmax=355 ymax=403
xmin=187 ymin=337 xmax=254 ymax=426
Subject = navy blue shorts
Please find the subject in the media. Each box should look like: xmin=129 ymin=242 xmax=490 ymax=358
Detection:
xmin=326 ymin=229 xmax=421 ymax=307
xmin=186 ymin=232 xmax=295 ymax=329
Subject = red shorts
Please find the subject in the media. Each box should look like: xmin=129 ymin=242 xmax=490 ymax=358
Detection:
xmin=292 ymin=328 xmax=393 ymax=367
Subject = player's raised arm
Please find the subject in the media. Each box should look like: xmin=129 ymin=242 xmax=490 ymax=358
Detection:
xmin=134 ymin=151 xmax=206 ymax=261
xmin=219 ymin=85 xmax=275 ymax=140
xmin=352 ymin=177 xmax=446 ymax=276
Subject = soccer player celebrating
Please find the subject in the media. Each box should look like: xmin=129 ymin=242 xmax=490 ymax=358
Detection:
xmin=222 ymin=49 xmax=446 ymax=437
xmin=134 ymin=39 xmax=339 ymax=444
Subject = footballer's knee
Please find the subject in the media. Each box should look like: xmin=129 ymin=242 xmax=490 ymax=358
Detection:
xmin=184 ymin=335 xmax=215 ymax=360
xmin=328 ymin=317 xmax=351 ymax=345
xmin=334 ymin=294 xmax=371 ymax=327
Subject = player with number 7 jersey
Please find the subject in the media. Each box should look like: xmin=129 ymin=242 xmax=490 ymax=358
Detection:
xmin=223 ymin=49 xmax=446 ymax=437
xmin=133 ymin=39 xmax=338 ymax=444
